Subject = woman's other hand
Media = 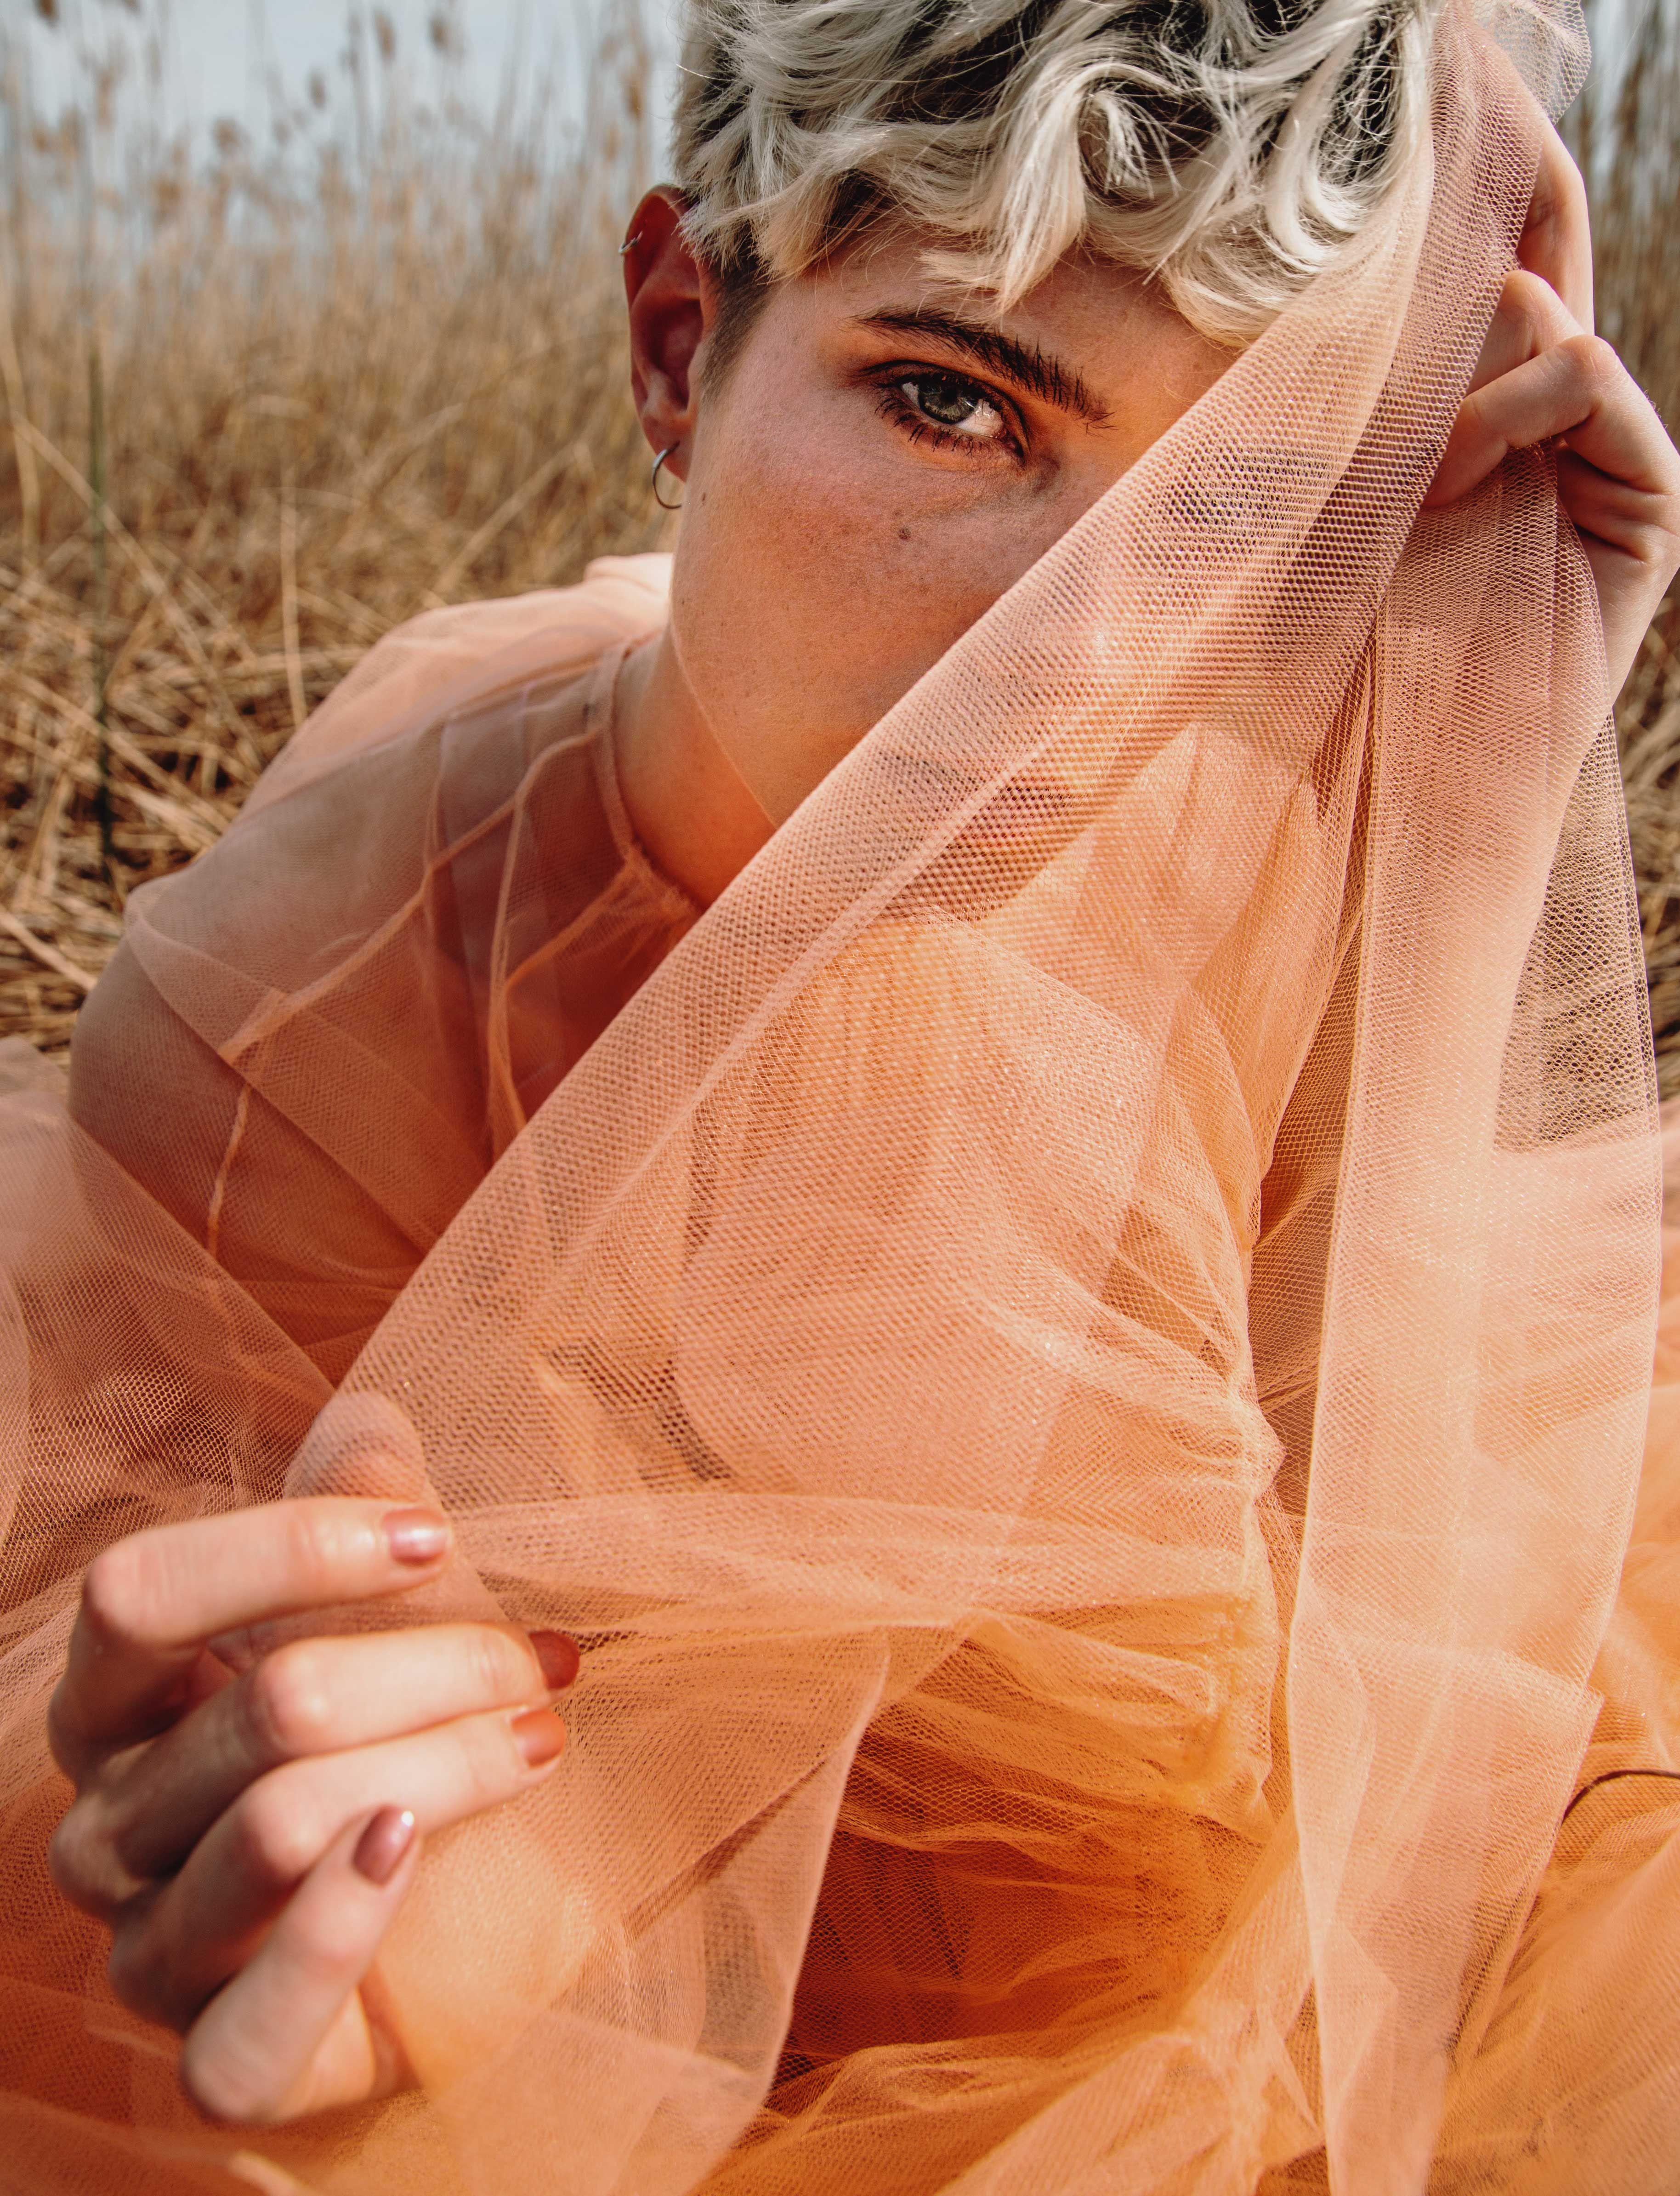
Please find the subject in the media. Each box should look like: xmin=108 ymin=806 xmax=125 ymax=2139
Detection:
xmin=45 ymin=1499 xmax=579 ymax=2125
xmin=1425 ymin=114 xmax=1680 ymax=697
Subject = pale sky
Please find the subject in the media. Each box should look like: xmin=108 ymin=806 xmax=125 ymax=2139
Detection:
xmin=14 ymin=0 xmax=681 ymax=157
xmin=9 ymin=0 xmax=1635 ymax=177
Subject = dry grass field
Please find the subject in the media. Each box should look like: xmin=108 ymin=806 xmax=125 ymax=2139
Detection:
xmin=0 ymin=2 xmax=668 ymax=1052
xmin=0 ymin=0 xmax=1677 ymax=1086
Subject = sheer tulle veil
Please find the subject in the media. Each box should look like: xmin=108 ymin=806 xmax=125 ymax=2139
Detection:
xmin=0 ymin=2 xmax=1673 ymax=2190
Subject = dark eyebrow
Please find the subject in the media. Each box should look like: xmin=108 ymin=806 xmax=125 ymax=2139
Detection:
xmin=856 ymin=307 xmax=1112 ymax=427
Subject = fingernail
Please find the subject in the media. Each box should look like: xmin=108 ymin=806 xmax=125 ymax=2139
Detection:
xmin=352 ymin=1806 xmax=416 ymax=1887
xmin=384 ymin=1507 xmax=451 ymax=1565
xmin=529 ymin=1630 xmax=581 ymax=1692
xmin=512 ymin=1706 xmax=566 ymax=1769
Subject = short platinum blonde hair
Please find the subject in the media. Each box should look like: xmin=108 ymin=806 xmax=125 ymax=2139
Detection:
xmin=673 ymin=0 xmax=1441 ymax=346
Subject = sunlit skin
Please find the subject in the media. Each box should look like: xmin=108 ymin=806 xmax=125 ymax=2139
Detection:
xmin=615 ymin=125 xmax=1680 ymax=904
xmin=42 ymin=121 xmax=1680 ymax=2129
xmin=614 ymin=188 xmax=1232 ymax=876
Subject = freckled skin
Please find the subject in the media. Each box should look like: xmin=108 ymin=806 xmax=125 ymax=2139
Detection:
xmin=616 ymin=164 xmax=1680 ymax=900
xmin=613 ymin=189 xmax=1231 ymax=897
xmin=45 ymin=137 xmax=1680 ymax=2139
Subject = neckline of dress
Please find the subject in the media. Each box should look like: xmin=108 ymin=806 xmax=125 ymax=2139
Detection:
xmin=585 ymin=635 xmax=703 ymax=924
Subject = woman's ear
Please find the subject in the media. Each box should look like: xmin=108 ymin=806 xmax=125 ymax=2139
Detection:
xmin=622 ymin=187 xmax=713 ymax=480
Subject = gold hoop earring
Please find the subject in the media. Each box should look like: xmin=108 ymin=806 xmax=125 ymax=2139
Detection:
xmin=651 ymin=445 xmax=685 ymax=512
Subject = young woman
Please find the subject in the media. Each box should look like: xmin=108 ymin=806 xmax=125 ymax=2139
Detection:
xmin=4 ymin=1 xmax=1679 ymax=2190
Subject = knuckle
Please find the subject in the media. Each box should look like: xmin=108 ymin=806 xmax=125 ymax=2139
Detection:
xmin=283 ymin=1903 xmax=360 ymax=1993
xmin=280 ymin=1501 xmax=360 ymax=1588
xmin=244 ymin=1645 xmax=336 ymax=1759
xmin=180 ymin=2029 xmax=277 ymax=2127
xmin=46 ymin=1801 xmax=103 ymax=1908
xmin=1625 ymin=511 xmax=1669 ymax=555
xmin=1503 ymin=269 xmax=1565 ymax=349
xmin=1504 ymin=266 xmax=1549 ymax=322
xmin=1632 ymin=521 xmax=1680 ymax=580
xmin=454 ymin=1712 xmax=531 ymax=1807
xmin=79 ymin=1542 xmax=149 ymax=1651
xmin=468 ymin=1625 xmax=535 ymax=1705
xmin=46 ymin=1794 xmax=146 ymax=1919
xmin=1570 ymin=334 xmax=1620 ymax=394
xmin=230 ymin=1772 xmax=324 ymax=1892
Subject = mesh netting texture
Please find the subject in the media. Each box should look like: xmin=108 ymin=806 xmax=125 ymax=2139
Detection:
xmin=0 ymin=5 xmax=1676 ymax=2191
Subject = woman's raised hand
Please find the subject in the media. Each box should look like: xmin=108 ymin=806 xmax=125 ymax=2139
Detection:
xmin=1425 ymin=113 xmax=1680 ymax=698
xmin=45 ymin=1498 xmax=579 ymax=2125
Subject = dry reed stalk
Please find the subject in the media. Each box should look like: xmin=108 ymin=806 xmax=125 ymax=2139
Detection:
xmin=0 ymin=0 xmax=1676 ymax=1095
xmin=0 ymin=2 xmax=668 ymax=1052
xmin=1573 ymin=0 xmax=1680 ymax=1085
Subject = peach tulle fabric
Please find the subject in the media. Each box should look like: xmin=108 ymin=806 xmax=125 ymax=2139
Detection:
xmin=0 ymin=5 xmax=1675 ymax=2190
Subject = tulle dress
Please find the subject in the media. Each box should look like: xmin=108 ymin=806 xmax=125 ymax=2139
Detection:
xmin=2 ymin=10 xmax=1680 ymax=2191
xmin=68 ymin=557 xmax=697 ymax=1384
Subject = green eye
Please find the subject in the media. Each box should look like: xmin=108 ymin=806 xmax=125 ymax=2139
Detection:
xmin=880 ymin=369 xmax=1013 ymax=456
xmin=909 ymin=373 xmax=984 ymax=428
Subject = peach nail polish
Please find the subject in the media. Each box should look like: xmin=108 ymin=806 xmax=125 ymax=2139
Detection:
xmin=384 ymin=1507 xmax=451 ymax=1565
xmin=529 ymin=1630 xmax=581 ymax=1691
xmin=353 ymin=1807 xmax=416 ymax=1887
xmin=512 ymin=1706 xmax=567 ymax=1768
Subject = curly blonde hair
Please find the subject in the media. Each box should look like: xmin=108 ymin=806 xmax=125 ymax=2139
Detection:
xmin=673 ymin=0 xmax=1442 ymax=346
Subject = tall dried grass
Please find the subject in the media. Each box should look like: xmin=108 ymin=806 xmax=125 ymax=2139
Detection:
xmin=0 ymin=0 xmax=1676 ymax=1088
xmin=0 ymin=1 xmax=666 ymax=1051
xmin=1572 ymin=0 xmax=1680 ymax=1083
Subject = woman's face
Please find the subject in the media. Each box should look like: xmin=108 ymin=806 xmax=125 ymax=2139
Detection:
xmin=621 ymin=190 xmax=1232 ymax=852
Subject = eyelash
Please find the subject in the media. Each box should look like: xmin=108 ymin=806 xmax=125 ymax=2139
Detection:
xmin=871 ymin=371 xmax=1026 ymax=464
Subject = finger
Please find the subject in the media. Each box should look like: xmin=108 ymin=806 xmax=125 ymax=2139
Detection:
xmin=1465 ymin=266 xmax=1578 ymax=397
xmin=105 ymin=1624 xmax=579 ymax=1884
xmin=1424 ymin=336 xmax=1643 ymax=510
xmin=179 ymin=1806 xmax=421 ymax=2125
xmin=51 ymin=1497 xmax=453 ymax=1769
xmin=1555 ymin=446 xmax=1680 ymax=567
xmin=1516 ymin=113 xmax=1594 ymax=332
xmin=106 ymin=1698 xmax=566 ymax=2029
xmin=1547 ymin=353 xmax=1680 ymax=509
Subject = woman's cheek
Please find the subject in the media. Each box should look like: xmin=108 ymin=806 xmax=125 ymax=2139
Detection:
xmin=668 ymin=440 xmax=923 ymax=791
xmin=671 ymin=395 xmax=1039 ymax=813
